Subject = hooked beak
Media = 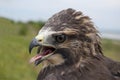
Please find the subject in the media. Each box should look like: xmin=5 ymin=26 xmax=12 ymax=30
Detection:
xmin=28 ymin=37 xmax=56 ymax=66
xmin=29 ymin=38 xmax=41 ymax=54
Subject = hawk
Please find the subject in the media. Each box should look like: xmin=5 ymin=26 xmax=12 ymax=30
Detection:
xmin=29 ymin=8 xmax=120 ymax=80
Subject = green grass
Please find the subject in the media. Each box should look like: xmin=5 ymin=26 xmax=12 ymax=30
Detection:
xmin=0 ymin=17 xmax=120 ymax=80
xmin=102 ymin=39 xmax=120 ymax=61
xmin=0 ymin=18 xmax=41 ymax=80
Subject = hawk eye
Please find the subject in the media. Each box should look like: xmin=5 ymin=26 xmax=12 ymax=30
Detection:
xmin=55 ymin=34 xmax=66 ymax=43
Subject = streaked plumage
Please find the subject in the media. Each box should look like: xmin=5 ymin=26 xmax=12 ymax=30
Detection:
xmin=29 ymin=8 xmax=120 ymax=80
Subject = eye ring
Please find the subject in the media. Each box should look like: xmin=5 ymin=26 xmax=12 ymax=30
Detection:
xmin=55 ymin=34 xmax=66 ymax=43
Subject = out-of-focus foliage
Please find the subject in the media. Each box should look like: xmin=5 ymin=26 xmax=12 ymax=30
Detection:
xmin=18 ymin=22 xmax=28 ymax=36
xmin=0 ymin=17 xmax=44 ymax=80
xmin=102 ymin=39 xmax=120 ymax=61
xmin=0 ymin=17 xmax=120 ymax=80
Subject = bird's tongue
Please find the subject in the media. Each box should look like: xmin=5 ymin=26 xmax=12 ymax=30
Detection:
xmin=29 ymin=49 xmax=52 ymax=63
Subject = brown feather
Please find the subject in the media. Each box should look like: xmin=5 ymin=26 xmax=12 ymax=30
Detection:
xmin=32 ymin=8 xmax=120 ymax=80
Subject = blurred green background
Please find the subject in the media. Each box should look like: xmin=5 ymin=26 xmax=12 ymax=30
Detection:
xmin=0 ymin=17 xmax=120 ymax=80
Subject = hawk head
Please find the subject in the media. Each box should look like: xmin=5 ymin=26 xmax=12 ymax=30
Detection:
xmin=29 ymin=8 xmax=102 ymax=67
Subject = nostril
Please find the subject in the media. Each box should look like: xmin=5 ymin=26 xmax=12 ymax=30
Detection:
xmin=38 ymin=39 xmax=42 ymax=42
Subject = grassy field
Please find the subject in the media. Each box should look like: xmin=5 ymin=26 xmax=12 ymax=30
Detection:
xmin=0 ymin=17 xmax=120 ymax=80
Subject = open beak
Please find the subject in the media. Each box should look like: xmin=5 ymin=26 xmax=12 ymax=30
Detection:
xmin=29 ymin=38 xmax=56 ymax=66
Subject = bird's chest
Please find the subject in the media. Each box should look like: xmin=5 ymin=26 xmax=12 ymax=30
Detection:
xmin=39 ymin=72 xmax=80 ymax=80
xmin=37 ymin=67 xmax=80 ymax=80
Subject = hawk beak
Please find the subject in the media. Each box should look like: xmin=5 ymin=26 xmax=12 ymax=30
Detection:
xmin=29 ymin=38 xmax=41 ymax=54
xmin=29 ymin=36 xmax=56 ymax=66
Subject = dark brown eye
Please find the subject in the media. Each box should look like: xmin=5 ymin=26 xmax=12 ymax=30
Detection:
xmin=55 ymin=34 xmax=66 ymax=43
